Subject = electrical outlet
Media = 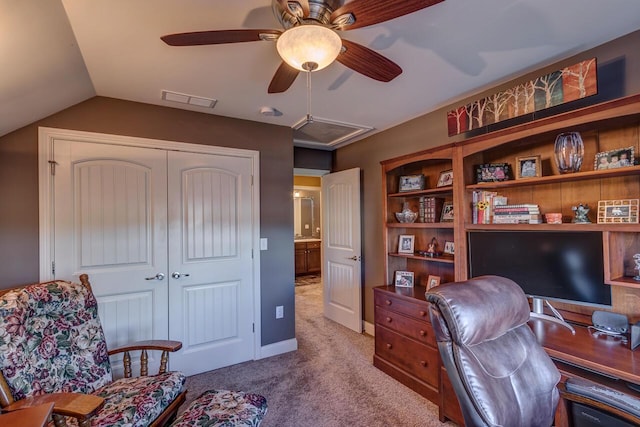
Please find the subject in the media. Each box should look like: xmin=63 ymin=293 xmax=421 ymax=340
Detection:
xmin=276 ymin=305 xmax=284 ymax=319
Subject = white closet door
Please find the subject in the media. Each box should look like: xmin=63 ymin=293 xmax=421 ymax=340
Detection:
xmin=53 ymin=140 xmax=169 ymax=375
xmin=166 ymin=151 xmax=255 ymax=375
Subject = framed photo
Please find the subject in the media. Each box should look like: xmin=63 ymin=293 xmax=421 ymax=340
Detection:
xmin=516 ymin=155 xmax=541 ymax=179
xmin=443 ymin=241 xmax=455 ymax=255
xmin=426 ymin=275 xmax=441 ymax=290
xmin=441 ymin=202 xmax=454 ymax=222
xmin=398 ymin=234 xmax=415 ymax=254
xmin=398 ymin=174 xmax=425 ymax=192
xmin=475 ymin=163 xmax=512 ymax=183
xmin=436 ymin=169 xmax=454 ymax=187
xmin=594 ymin=147 xmax=635 ymax=170
xmin=395 ymin=271 xmax=414 ymax=288
xmin=597 ymin=199 xmax=639 ymax=224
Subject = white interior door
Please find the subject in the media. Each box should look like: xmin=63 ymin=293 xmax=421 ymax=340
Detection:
xmin=321 ymin=168 xmax=362 ymax=332
xmin=52 ymin=140 xmax=169 ymax=375
xmin=167 ymin=151 xmax=255 ymax=375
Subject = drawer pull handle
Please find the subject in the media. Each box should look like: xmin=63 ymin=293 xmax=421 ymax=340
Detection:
xmin=420 ymin=361 xmax=428 ymax=367
xmin=386 ymin=317 xmax=392 ymax=323
xmin=386 ymin=343 xmax=393 ymax=350
xmin=419 ymin=330 xmax=426 ymax=337
xmin=419 ymin=310 xmax=427 ymax=317
xmin=385 ymin=300 xmax=392 ymax=306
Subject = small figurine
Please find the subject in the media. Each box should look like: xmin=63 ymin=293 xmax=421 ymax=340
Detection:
xmin=634 ymin=254 xmax=640 ymax=281
xmin=427 ymin=237 xmax=438 ymax=257
xmin=572 ymin=203 xmax=591 ymax=223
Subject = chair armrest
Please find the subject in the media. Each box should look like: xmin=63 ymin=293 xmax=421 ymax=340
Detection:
xmin=108 ymin=339 xmax=182 ymax=355
xmin=4 ymin=392 xmax=104 ymax=420
xmin=108 ymin=340 xmax=183 ymax=377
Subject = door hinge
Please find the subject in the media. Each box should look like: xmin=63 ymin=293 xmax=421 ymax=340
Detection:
xmin=51 ymin=261 xmax=55 ymax=276
xmin=251 ymin=249 xmax=254 ymax=259
xmin=252 ymin=323 xmax=255 ymax=333
xmin=251 ymin=175 xmax=254 ymax=186
xmin=48 ymin=160 xmax=59 ymax=175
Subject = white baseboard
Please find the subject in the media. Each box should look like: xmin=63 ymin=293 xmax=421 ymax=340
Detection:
xmin=258 ymin=338 xmax=298 ymax=359
xmin=364 ymin=321 xmax=375 ymax=336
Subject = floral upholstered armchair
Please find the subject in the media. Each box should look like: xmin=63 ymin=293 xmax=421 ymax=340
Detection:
xmin=0 ymin=274 xmax=186 ymax=426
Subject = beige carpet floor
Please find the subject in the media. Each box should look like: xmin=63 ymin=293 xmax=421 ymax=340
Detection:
xmin=182 ymin=281 xmax=452 ymax=427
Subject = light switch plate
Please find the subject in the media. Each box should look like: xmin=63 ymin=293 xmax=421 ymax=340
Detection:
xmin=260 ymin=238 xmax=268 ymax=250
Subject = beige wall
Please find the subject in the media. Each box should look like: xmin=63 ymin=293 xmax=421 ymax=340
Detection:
xmin=0 ymin=96 xmax=295 ymax=346
xmin=335 ymin=30 xmax=640 ymax=325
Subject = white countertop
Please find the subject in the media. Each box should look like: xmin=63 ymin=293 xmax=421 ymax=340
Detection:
xmin=294 ymin=238 xmax=321 ymax=242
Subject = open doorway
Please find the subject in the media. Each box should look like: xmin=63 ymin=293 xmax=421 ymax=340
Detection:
xmin=294 ymin=176 xmax=322 ymax=287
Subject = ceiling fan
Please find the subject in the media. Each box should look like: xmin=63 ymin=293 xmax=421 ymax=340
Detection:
xmin=161 ymin=0 xmax=443 ymax=93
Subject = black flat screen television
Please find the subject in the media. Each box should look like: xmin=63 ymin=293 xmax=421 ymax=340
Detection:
xmin=468 ymin=231 xmax=611 ymax=307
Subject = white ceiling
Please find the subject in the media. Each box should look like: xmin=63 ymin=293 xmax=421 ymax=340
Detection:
xmin=3 ymin=0 xmax=640 ymax=148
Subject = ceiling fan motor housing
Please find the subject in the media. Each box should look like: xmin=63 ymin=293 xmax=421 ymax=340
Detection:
xmin=273 ymin=0 xmax=344 ymax=29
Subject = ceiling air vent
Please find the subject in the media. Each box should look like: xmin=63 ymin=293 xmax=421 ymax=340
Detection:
xmin=162 ymin=90 xmax=217 ymax=108
xmin=292 ymin=117 xmax=373 ymax=150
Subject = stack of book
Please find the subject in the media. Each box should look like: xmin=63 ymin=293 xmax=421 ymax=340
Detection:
xmin=492 ymin=204 xmax=542 ymax=224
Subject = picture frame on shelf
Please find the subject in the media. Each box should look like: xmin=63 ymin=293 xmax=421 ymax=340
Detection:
xmin=398 ymin=174 xmax=425 ymax=192
xmin=443 ymin=241 xmax=455 ymax=255
xmin=436 ymin=169 xmax=454 ymax=187
xmin=597 ymin=199 xmax=639 ymax=224
xmin=441 ymin=202 xmax=454 ymax=222
xmin=516 ymin=155 xmax=541 ymax=179
xmin=426 ymin=275 xmax=441 ymax=290
xmin=395 ymin=271 xmax=415 ymax=288
xmin=398 ymin=235 xmax=415 ymax=254
xmin=594 ymin=147 xmax=635 ymax=170
xmin=475 ymin=163 xmax=512 ymax=183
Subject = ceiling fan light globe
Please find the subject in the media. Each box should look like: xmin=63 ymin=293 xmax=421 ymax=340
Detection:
xmin=276 ymin=25 xmax=341 ymax=72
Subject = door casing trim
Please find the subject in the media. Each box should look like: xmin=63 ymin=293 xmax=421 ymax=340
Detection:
xmin=38 ymin=126 xmax=263 ymax=359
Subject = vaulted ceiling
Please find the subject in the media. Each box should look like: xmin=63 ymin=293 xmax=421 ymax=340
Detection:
xmin=3 ymin=0 xmax=640 ymax=148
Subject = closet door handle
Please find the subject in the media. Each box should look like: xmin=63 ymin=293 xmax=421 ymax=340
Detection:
xmin=171 ymin=272 xmax=190 ymax=279
xmin=145 ymin=273 xmax=165 ymax=281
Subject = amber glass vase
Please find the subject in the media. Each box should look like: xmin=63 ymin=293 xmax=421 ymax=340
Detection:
xmin=554 ymin=132 xmax=584 ymax=173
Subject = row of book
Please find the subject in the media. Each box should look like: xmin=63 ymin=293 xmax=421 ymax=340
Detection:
xmin=472 ymin=190 xmax=541 ymax=224
xmin=471 ymin=190 xmax=503 ymax=224
xmin=419 ymin=196 xmax=444 ymax=223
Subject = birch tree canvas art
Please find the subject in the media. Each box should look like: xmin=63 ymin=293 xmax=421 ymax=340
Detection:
xmin=447 ymin=58 xmax=597 ymax=136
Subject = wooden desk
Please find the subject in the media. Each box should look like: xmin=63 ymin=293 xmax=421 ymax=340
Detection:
xmin=530 ymin=318 xmax=640 ymax=426
xmin=530 ymin=318 xmax=640 ymax=384
xmin=0 ymin=403 xmax=53 ymax=427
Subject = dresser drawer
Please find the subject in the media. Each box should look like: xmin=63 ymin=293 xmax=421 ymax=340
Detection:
xmin=375 ymin=325 xmax=440 ymax=388
xmin=375 ymin=306 xmax=436 ymax=347
xmin=374 ymin=291 xmax=430 ymax=322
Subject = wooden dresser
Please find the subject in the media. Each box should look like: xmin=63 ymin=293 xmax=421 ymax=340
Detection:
xmin=373 ymin=285 xmax=440 ymax=404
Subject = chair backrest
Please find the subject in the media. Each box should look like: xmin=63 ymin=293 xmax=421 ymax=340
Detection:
xmin=426 ymin=275 xmax=560 ymax=427
xmin=0 ymin=279 xmax=112 ymax=404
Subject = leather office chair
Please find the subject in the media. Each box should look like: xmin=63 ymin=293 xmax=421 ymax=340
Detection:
xmin=426 ymin=275 xmax=561 ymax=427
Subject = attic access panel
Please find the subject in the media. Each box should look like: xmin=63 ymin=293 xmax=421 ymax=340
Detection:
xmin=293 ymin=117 xmax=373 ymax=149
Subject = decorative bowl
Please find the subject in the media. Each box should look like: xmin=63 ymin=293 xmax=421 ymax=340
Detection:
xmin=395 ymin=211 xmax=418 ymax=223
xmin=545 ymin=213 xmax=563 ymax=224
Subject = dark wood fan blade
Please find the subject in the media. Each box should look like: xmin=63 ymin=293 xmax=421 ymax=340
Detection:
xmin=268 ymin=62 xmax=300 ymax=93
xmin=336 ymin=39 xmax=402 ymax=82
xmin=330 ymin=0 xmax=443 ymax=30
xmin=276 ymin=0 xmax=310 ymax=18
xmin=161 ymin=29 xmax=281 ymax=46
